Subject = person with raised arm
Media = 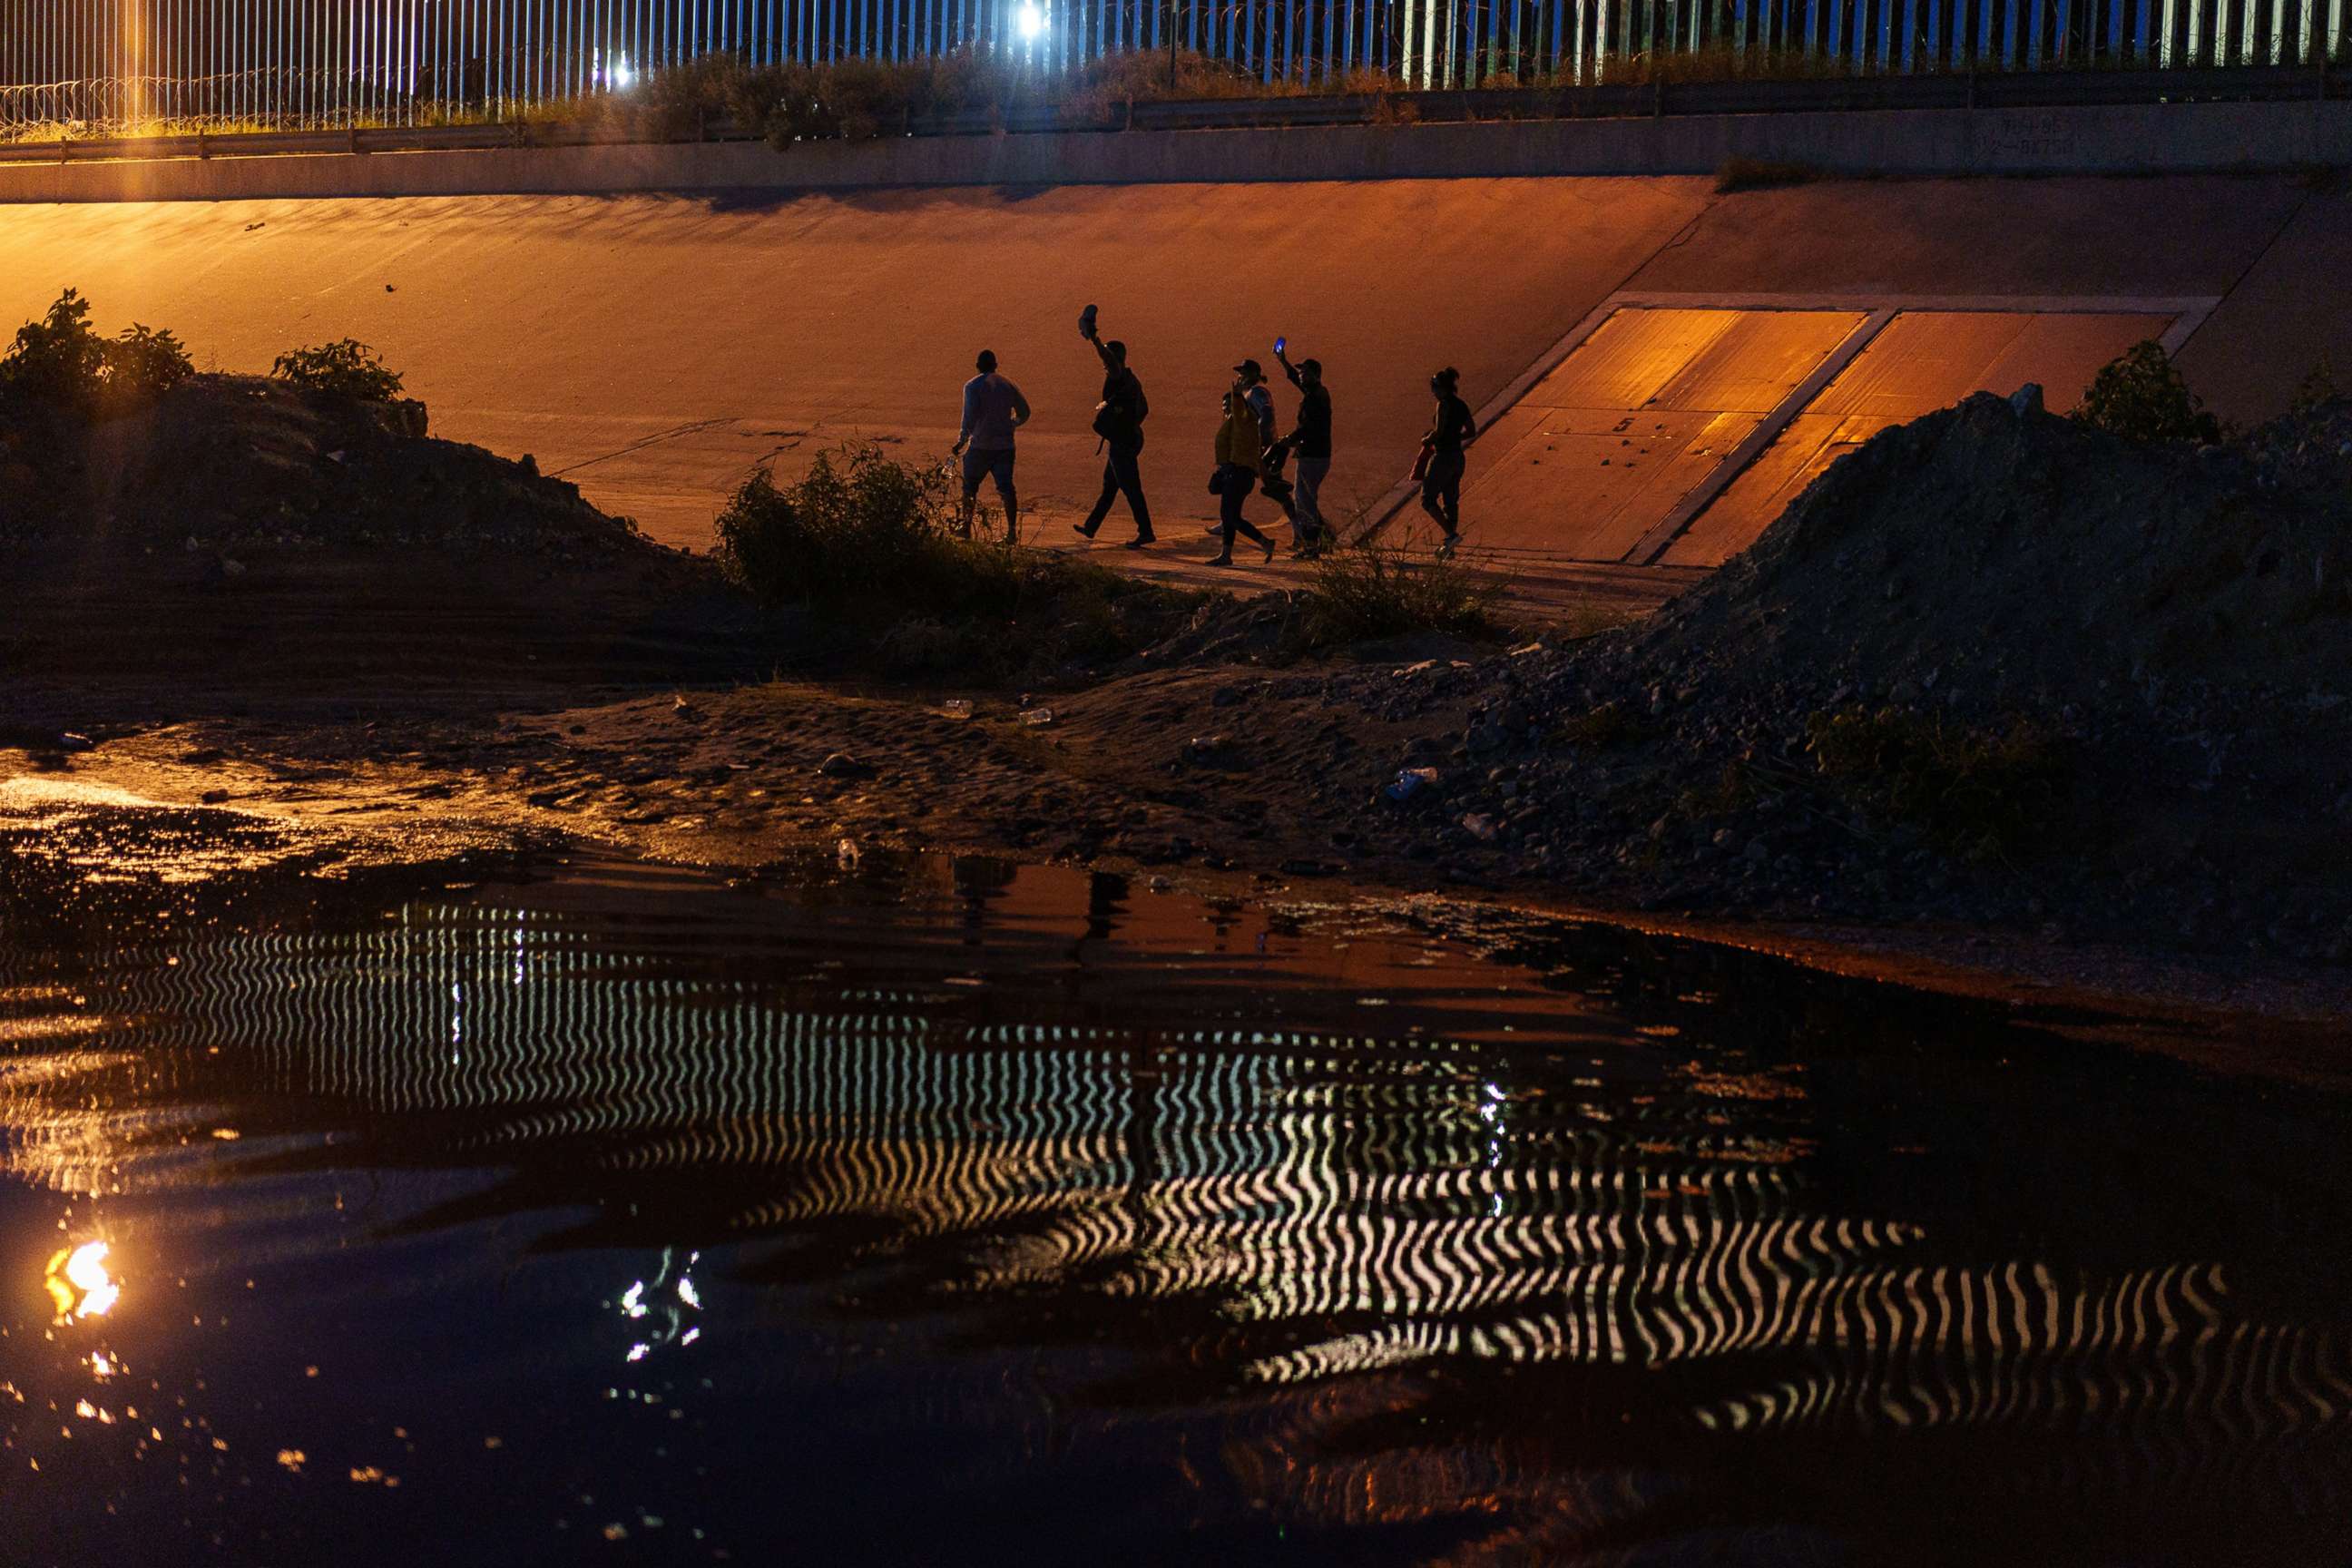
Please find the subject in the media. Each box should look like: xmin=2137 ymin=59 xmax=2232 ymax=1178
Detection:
xmin=1073 ymin=304 xmax=1155 ymax=549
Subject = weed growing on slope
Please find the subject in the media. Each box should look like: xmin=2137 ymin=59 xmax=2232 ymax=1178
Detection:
xmin=713 ymin=443 xmax=1202 ymax=681
xmin=0 ymin=289 xmax=191 ymax=420
xmin=2073 ymin=340 xmax=2222 ymax=445
xmin=1299 ymin=543 xmax=1501 ymax=647
xmin=272 ymin=339 xmax=407 ymax=402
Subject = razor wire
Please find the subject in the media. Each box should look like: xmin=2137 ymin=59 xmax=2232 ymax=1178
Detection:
xmin=0 ymin=67 xmax=420 ymax=131
xmin=4 ymin=0 xmax=2347 ymax=140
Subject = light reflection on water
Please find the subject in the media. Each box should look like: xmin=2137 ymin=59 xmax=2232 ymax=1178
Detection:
xmin=3 ymin=834 xmax=2351 ymax=1564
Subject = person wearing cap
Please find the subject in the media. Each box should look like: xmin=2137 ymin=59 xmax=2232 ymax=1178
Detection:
xmin=1275 ymin=344 xmax=1332 ymax=554
xmin=1074 ymin=312 xmax=1154 ymax=548
xmin=1242 ymin=358 xmax=1299 ymax=525
xmin=1210 ymin=373 xmax=1278 ymax=567
xmin=1419 ymin=366 xmax=1479 ymax=555
xmin=952 ymin=348 xmax=1030 ymax=540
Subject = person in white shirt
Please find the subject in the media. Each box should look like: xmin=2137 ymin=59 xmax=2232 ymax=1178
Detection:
xmin=952 ymin=348 xmax=1031 ymax=539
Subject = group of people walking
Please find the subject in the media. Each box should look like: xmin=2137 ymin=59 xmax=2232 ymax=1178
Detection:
xmin=949 ymin=307 xmax=1479 ymax=566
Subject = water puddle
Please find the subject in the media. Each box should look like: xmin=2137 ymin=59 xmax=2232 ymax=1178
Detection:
xmin=3 ymin=796 xmax=2349 ymax=1563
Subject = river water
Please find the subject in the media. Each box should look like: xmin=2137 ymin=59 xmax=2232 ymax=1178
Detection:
xmin=4 ymin=783 xmax=2349 ymax=1565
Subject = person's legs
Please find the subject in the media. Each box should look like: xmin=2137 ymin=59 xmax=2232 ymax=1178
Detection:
xmin=1218 ymin=473 xmax=1272 ymax=561
xmin=1077 ymin=456 xmax=1122 ymax=537
xmin=987 ymin=450 xmax=1019 ymax=542
xmin=1294 ymin=457 xmax=1329 ymax=546
xmin=1261 ymin=466 xmax=1298 ymax=524
xmin=959 ymin=447 xmax=988 ymax=538
xmin=1112 ymin=448 xmax=1153 ymax=541
xmin=1422 ymin=452 xmax=1465 ymax=536
xmin=1215 ymin=472 xmax=1267 ymax=560
xmin=1437 ymin=453 xmax=1464 ymax=534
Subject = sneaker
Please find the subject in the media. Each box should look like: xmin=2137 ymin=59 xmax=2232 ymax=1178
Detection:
xmin=1208 ymin=554 xmax=1235 ymax=567
xmin=1436 ymin=534 xmax=1458 ymax=560
xmin=1073 ymin=524 xmax=1097 ymax=541
xmin=1124 ymin=534 xmax=1154 ymax=550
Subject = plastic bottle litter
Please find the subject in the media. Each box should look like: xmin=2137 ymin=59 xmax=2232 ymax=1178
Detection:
xmin=1385 ymin=767 xmax=1439 ymax=802
xmin=940 ymin=699 xmax=973 ymax=720
xmin=1021 ymin=708 xmax=1054 ymax=727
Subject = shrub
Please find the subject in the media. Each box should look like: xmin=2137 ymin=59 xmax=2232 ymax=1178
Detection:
xmin=716 ymin=444 xmax=963 ymax=605
xmin=640 ymin=52 xmax=741 ymax=139
xmin=1300 ymin=543 xmax=1501 ymax=647
xmin=1806 ymin=704 xmax=2073 ymax=861
xmin=0 ymin=290 xmax=106 ymax=409
xmin=271 ymin=338 xmax=406 ymax=402
xmin=714 ymin=444 xmax=1201 ymax=679
xmin=0 ymin=289 xmax=191 ymax=417
xmin=2073 ymin=340 xmax=2222 ymax=445
xmin=102 ymin=322 xmax=196 ymax=405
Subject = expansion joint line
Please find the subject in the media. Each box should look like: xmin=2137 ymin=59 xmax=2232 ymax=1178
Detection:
xmin=1625 ymin=307 xmax=1896 ymax=567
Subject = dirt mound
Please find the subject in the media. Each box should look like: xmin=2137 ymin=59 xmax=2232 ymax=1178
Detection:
xmin=0 ymin=375 xmax=783 ymax=729
xmin=1327 ymin=393 xmax=2352 ymax=961
xmin=1633 ymin=390 xmax=2352 ymax=710
xmin=1 ymin=374 xmax=645 ymax=558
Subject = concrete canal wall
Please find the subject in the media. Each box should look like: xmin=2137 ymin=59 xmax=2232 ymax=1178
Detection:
xmin=2 ymin=98 xmax=2347 ymax=204
xmin=2 ymin=166 xmax=2345 ymax=552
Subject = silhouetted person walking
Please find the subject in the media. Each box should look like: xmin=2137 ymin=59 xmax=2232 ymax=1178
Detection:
xmin=1210 ymin=377 xmax=1276 ymax=567
xmin=1275 ymin=343 xmax=1332 ymax=554
xmin=1073 ymin=307 xmax=1154 ymax=548
xmin=953 ymin=348 xmax=1029 ymax=539
xmin=1419 ymin=367 xmax=1478 ymax=556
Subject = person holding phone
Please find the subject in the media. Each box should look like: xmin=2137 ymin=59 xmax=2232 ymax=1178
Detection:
xmin=1419 ymin=367 xmax=1478 ymax=556
xmin=1274 ymin=340 xmax=1332 ymax=554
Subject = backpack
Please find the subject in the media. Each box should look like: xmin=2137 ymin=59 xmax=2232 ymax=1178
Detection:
xmin=1093 ymin=369 xmax=1149 ymax=453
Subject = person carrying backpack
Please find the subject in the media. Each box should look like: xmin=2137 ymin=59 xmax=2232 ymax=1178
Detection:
xmin=1073 ymin=305 xmax=1154 ymax=548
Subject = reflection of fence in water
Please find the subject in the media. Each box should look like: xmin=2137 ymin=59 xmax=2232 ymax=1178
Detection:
xmin=3 ymin=0 xmax=2347 ymax=137
xmin=26 ymin=901 xmax=2352 ymax=1475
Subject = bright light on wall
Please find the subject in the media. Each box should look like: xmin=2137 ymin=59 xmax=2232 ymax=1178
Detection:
xmin=609 ymin=53 xmax=635 ymax=91
xmin=1016 ymin=3 xmax=1045 ymax=39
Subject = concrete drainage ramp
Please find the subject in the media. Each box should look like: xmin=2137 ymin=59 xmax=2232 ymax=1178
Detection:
xmin=1455 ymin=296 xmax=2201 ymax=573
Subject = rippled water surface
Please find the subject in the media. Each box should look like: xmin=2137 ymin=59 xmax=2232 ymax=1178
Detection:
xmin=5 ymin=789 xmax=2351 ymax=1565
